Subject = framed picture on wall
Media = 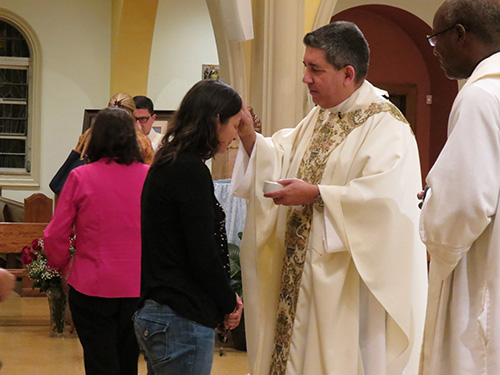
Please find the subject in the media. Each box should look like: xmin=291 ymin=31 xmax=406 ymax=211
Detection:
xmin=152 ymin=110 xmax=174 ymax=135
xmin=202 ymin=64 xmax=220 ymax=80
xmin=82 ymin=109 xmax=175 ymax=134
xmin=82 ymin=109 xmax=99 ymax=132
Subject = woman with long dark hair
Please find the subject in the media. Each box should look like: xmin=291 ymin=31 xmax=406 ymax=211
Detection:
xmin=44 ymin=107 xmax=149 ymax=375
xmin=134 ymin=79 xmax=245 ymax=374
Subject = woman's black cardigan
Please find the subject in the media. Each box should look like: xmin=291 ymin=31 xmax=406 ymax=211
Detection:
xmin=139 ymin=152 xmax=236 ymax=328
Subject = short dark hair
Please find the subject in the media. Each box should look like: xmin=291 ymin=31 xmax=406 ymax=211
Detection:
xmin=303 ymin=21 xmax=370 ymax=82
xmin=133 ymin=95 xmax=154 ymax=115
xmin=154 ymin=80 xmax=242 ymax=165
xmin=87 ymin=107 xmax=144 ymax=165
xmin=443 ymin=0 xmax=500 ymax=45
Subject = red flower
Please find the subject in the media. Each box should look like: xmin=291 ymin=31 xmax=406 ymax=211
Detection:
xmin=21 ymin=246 xmax=34 ymax=265
xmin=31 ymin=239 xmax=41 ymax=251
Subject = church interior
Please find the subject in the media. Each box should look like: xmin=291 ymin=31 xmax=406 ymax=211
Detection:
xmin=0 ymin=0 xmax=458 ymax=373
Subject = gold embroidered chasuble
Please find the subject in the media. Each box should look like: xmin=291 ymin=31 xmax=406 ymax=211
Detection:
xmin=231 ymin=81 xmax=428 ymax=375
xmin=269 ymin=101 xmax=409 ymax=374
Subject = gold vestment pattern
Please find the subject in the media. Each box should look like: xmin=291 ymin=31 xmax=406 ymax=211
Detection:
xmin=268 ymin=100 xmax=407 ymax=375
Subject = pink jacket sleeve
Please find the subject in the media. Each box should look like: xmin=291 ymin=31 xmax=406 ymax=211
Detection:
xmin=43 ymin=171 xmax=79 ymax=273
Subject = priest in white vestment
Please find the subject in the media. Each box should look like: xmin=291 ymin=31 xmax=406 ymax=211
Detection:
xmin=420 ymin=1 xmax=500 ymax=374
xmin=231 ymin=21 xmax=428 ymax=375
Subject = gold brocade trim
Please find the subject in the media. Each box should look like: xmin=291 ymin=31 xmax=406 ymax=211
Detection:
xmin=268 ymin=100 xmax=406 ymax=375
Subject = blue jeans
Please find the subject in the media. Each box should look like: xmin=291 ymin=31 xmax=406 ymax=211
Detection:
xmin=133 ymin=299 xmax=215 ymax=375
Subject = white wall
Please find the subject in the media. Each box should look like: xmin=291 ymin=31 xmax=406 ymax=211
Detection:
xmin=147 ymin=0 xmax=219 ymax=110
xmin=0 ymin=0 xmax=112 ymax=201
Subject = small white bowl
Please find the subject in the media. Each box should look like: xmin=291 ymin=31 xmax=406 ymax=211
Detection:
xmin=263 ymin=181 xmax=284 ymax=193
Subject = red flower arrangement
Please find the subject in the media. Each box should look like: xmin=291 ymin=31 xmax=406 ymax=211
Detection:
xmin=21 ymin=238 xmax=62 ymax=293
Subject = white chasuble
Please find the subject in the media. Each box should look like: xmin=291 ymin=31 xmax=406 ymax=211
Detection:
xmin=231 ymin=81 xmax=427 ymax=375
xmin=420 ymin=52 xmax=500 ymax=375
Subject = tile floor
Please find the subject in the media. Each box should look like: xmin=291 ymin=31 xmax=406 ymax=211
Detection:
xmin=0 ymin=292 xmax=249 ymax=374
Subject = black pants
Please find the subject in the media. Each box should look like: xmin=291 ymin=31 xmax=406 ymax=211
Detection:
xmin=69 ymin=287 xmax=140 ymax=375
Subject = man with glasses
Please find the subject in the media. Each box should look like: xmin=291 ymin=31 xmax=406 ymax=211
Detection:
xmin=133 ymin=96 xmax=163 ymax=152
xmin=232 ymin=21 xmax=427 ymax=375
xmin=420 ymin=1 xmax=500 ymax=374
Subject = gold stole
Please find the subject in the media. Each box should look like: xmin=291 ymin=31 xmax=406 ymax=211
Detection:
xmin=268 ymin=101 xmax=408 ymax=375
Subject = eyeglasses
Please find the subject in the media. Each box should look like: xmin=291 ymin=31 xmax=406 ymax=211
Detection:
xmin=426 ymin=25 xmax=456 ymax=46
xmin=135 ymin=116 xmax=151 ymax=124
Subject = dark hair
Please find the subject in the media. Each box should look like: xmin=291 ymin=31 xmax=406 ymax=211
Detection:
xmin=133 ymin=95 xmax=154 ymax=116
xmin=154 ymin=80 xmax=242 ymax=165
xmin=303 ymin=21 xmax=370 ymax=82
xmin=443 ymin=0 xmax=500 ymax=45
xmin=87 ymin=107 xmax=144 ymax=165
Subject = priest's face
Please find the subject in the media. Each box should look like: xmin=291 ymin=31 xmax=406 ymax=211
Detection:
xmin=302 ymin=46 xmax=350 ymax=109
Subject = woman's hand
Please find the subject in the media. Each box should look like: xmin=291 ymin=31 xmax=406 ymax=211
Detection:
xmin=0 ymin=269 xmax=15 ymax=302
xmin=224 ymin=294 xmax=244 ymax=330
xmin=74 ymin=128 xmax=91 ymax=156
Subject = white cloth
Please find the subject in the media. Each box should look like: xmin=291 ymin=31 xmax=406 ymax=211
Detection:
xmin=147 ymin=129 xmax=163 ymax=152
xmin=232 ymin=81 xmax=428 ymax=375
xmin=420 ymin=52 xmax=500 ymax=374
xmin=213 ymin=179 xmax=246 ymax=246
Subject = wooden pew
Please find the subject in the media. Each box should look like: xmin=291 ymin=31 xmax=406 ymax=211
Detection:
xmin=0 ymin=223 xmax=47 ymax=256
xmin=0 ymin=197 xmax=24 ymax=223
xmin=0 ymin=192 xmax=53 ymax=296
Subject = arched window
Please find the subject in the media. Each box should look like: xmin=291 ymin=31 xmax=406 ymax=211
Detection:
xmin=0 ymin=20 xmax=30 ymax=172
xmin=0 ymin=13 xmax=40 ymax=187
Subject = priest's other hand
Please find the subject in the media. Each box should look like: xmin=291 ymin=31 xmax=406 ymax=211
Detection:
xmin=264 ymin=178 xmax=319 ymax=206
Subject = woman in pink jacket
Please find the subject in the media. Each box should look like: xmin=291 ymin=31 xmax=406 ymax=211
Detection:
xmin=44 ymin=107 xmax=149 ymax=375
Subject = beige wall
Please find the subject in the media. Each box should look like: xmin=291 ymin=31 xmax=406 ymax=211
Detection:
xmin=0 ymin=0 xmax=111 ymax=202
xmin=147 ymin=0 xmax=219 ymax=110
xmin=0 ymin=0 xmax=444 ymax=201
xmin=0 ymin=0 xmax=219 ymax=201
xmin=111 ymin=0 xmax=159 ymax=95
xmin=305 ymin=0 xmax=323 ymax=32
